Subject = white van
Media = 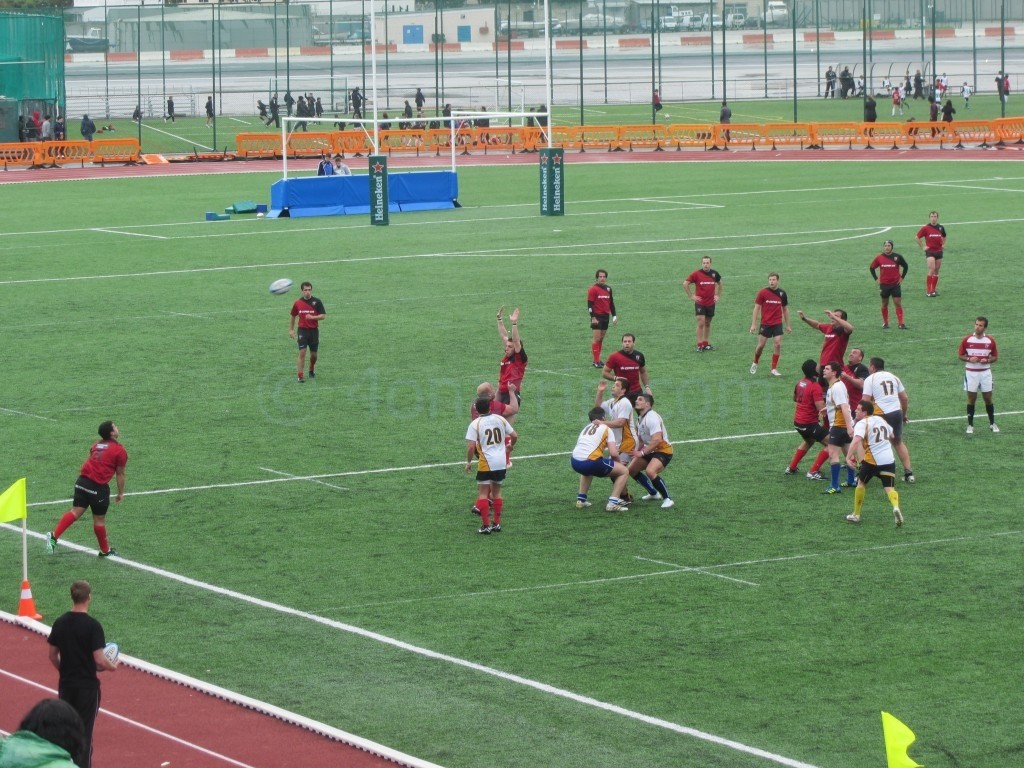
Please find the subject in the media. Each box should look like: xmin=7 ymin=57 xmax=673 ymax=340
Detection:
xmin=764 ymin=0 xmax=789 ymax=26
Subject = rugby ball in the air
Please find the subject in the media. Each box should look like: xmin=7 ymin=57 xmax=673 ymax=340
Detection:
xmin=103 ymin=642 xmax=120 ymax=665
xmin=269 ymin=278 xmax=293 ymax=295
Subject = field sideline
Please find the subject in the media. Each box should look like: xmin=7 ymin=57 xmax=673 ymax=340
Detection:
xmin=1 ymin=159 xmax=1023 ymax=767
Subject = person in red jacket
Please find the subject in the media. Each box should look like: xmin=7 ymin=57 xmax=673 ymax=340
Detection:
xmin=47 ymin=422 xmax=128 ymax=557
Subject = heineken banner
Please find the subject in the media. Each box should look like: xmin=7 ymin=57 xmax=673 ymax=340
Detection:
xmin=369 ymin=155 xmax=389 ymax=226
xmin=539 ymin=148 xmax=564 ymax=216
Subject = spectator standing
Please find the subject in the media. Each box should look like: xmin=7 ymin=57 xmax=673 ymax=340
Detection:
xmin=403 ymin=99 xmax=413 ymax=119
xmin=205 ymin=96 xmax=214 ymax=127
xmin=284 ymin=91 xmax=295 ymax=116
xmin=915 ymin=210 xmax=946 ymax=297
xmin=414 ymin=87 xmax=426 ymax=111
xmin=869 ymin=239 xmax=909 ymax=329
xmin=682 ymin=256 xmax=723 ymax=352
xmin=719 ymin=101 xmax=732 ymax=142
xmin=315 ymin=97 xmax=324 ymax=118
xmin=47 ymin=421 xmax=126 ymax=557
xmin=587 ymin=269 xmax=617 ymax=367
xmin=350 ymin=87 xmax=363 ymax=119
xmin=269 ymin=92 xmax=281 ymax=127
xmin=824 ymin=67 xmax=837 ymax=98
xmin=958 ymin=316 xmax=999 ymax=434
xmin=653 ymin=89 xmax=663 ymax=118
xmin=961 ymin=82 xmax=972 ymax=109
xmin=890 ymin=86 xmax=903 ymax=116
xmin=913 ymin=70 xmax=924 ymax=99
xmin=79 ymin=115 xmax=96 ymax=141
xmin=864 ymin=95 xmax=877 ymax=130
xmin=1003 ymin=73 xmax=1010 ymax=103
xmin=749 ymin=272 xmax=791 ymax=377
xmin=47 ymin=581 xmax=117 ymax=768
xmin=41 ymin=114 xmax=54 ymax=141
xmin=54 ymin=114 xmax=66 ymax=141
xmin=941 ymin=99 xmax=956 ymax=123
xmin=165 ymin=96 xmax=175 ymax=122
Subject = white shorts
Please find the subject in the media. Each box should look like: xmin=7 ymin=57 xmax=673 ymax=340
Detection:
xmin=964 ymin=369 xmax=993 ymax=394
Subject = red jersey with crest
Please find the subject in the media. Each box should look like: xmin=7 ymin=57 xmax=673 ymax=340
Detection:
xmin=793 ymin=377 xmax=824 ymax=424
xmin=498 ymin=345 xmax=528 ymax=394
xmin=587 ymin=283 xmax=616 ymax=316
xmin=605 ymin=349 xmax=646 ymax=393
xmin=290 ymin=296 xmax=326 ymax=329
xmin=80 ymin=439 xmax=128 ymax=484
xmin=916 ymin=223 xmax=947 ymax=254
xmin=817 ymin=323 xmax=851 ymax=367
xmin=685 ymin=268 xmax=722 ymax=307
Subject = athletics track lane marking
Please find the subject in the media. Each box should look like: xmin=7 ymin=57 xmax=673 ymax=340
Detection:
xmin=0 ymin=668 xmax=258 ymax=768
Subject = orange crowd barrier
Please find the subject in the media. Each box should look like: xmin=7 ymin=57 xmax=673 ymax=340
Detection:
xmin=0 ymin=138 xmax=140 ymax=168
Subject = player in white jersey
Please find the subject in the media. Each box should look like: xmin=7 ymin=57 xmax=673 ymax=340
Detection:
xmin=465 ymin=398 xmax=518 ymax=534
xmin=860 ymin=357 xmax=915 ymax=483
xmin=822 ymin=362 xmax=856 ymax=494
xmin=630 ymin=393 xmax=675 ymax=509
xmin=595 ymin=377 xmax=640 ymax=504
xmin=571 ymin=407 xmax=631 ymax=512
xmin=845 ymin=401 xmax=902 ymax=526
xmin=958 ymin=316 xmax=999 ymax=434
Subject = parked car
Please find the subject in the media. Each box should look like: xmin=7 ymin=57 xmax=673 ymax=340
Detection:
xmin=726 ymin=13 xmax=746 ymax=29
xmin=701 ymin=13 xmax=724 ymax=30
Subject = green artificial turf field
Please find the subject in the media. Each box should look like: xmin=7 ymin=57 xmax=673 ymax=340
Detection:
xmin=1 ymin=159 xmax=1022 ymax=767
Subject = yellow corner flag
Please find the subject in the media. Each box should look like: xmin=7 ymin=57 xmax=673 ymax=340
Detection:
xmin=881 ymin=711 xmax=924 ymax=768
xmin=0 ymin=478 xmax=28 ymax=523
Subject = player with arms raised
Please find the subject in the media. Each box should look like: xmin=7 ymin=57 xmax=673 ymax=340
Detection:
xmin=497 ymin=307 xmax=527 ymax=404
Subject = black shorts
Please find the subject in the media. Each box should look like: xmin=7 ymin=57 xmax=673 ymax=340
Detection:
xmin=925 ymin=250 xmax=943 ymax=261
xmin=879 ymin=284 xmax=902 ymax=299
xmin=794 ymin=422 xmax=827 ymax=443
xmin=695 ymin=304 xmax=716 ymax=318
xmin=759 ymin=323 xmax=784 ymax=338
xmin=643 ymin=451 xmax=672 ymax=467
xmin=881 ymin=410 xmax=905 ymax=439
xmin=856 ymin=461 xmax=896 ymax=487
xmin=72 ymin=476 xmax=111 ymax=515
xmin=828 ymin=426 xmax=851 ymax=448
xmin=297 ymin=328 xmax=320 ymax=351
xmin=475 ymin=469 xmax=506 ymax=484
xmin=590 ymin=313 xmax=610 ymax=331
xmin=497 ymin=389 xmax=522 ymax=405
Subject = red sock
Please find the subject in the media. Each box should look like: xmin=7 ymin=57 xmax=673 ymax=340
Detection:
xmin=810 ymin=449 xmax=829 ymax=473
xmin=492 ymin=498 xmax=503 ymax=525
xmin=789 ymin=447 xmax=809 ymax=472
xmin=53 ymin=512 xmax=78 ymax=540
xmin=771 ymin=354 xmax=780 ymax=370
xmin=94 ymin=524 xmax=109 ymax=553
xmin=896 ymin=307 xmax=904 ymax=324
xmin=477 ymin=497 xmax=490 ymax=527
xmin=881 ymin=307 xmax=889 ymax=324
xmin=591 ymin=342 xmax=602 ymax=363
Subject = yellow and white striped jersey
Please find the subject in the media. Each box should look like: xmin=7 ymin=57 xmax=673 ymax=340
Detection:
xmin=466 ymin=414 xmax=513 ymax=471
xmin=638 ymin=409 xmax=672 ymax=455
xmin=826 ymin=380 xmax=850 ymax=428
xmin=600 ymin=395 xmax=639 ymax=452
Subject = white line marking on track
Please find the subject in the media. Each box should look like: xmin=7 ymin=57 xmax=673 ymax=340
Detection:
xmin=24 ymin=410 xmax=1024 ymax=509
xmin=0 ymin=669 xmax=258 ymax=768
xmin=157 ymin=309 xmax=208 ymax=319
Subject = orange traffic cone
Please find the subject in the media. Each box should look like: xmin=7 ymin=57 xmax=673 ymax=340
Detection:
xmin=18 ymin=579 xmax=42 ymax=621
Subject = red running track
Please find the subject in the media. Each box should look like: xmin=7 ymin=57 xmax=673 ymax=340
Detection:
xmin=0 ymin=614 xmax=428 ymax=768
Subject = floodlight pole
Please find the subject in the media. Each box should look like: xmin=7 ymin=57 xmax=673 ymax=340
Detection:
xmin=371 ymin=0 xmax=379 ymax=153
xmin=543 ymin=0 xmax=552 ymax=147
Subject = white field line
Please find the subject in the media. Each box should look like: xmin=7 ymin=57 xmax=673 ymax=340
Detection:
xmin=141 ymin=121 xmax=214 ymax=151
xmin=259 ymin=466 xmax=351 ymax=492
xmin=91 ymin=227 xmax=168 ymax=240
xmin=5 ymin=537 xmax=820 ymax=768
xmin=24 ymin=410 xmax=1024 ymax=510
xmin=0 ymin=669 xmax=258 ymax=768
xmin=635 ymin=557 xmax=761 ymax=586
xmin=0 ymin=407 xmax=57 ymax=422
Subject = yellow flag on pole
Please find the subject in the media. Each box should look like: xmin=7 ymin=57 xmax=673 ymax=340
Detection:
xmin=0 ymin=478 xmax=27 ymax=523
xmin=881 ymin=711 xmax=924 ymax=768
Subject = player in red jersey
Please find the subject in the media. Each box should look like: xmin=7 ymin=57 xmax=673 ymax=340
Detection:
xmin=289 ymin=281 xmax=327 ymax=383
xmin=869 ymin=239 xmax=910 ymax=329
xmin=785 ymin=359 xmax=830 ymax=479
xmin=915 ymin=210 xmax=946 ymax=297
xmin=601 ymin=333 xmax=650 ymax=402
xmin=958 ymin=316 xmax=999 ymax=434
xmin=496 ymin=306 xmax=527 ymax=404
xmin=749 ymin=272 xmax=791 ymax=377
xmin=841 ymin=347 xmax=869 ymax=403
xmin=47 ymin=422 xmax=128 ymax=557
xmin=797 ymin=308 xmax=854 ymax=371
xmin=682 ymin=256 xmax=723 ymax=352
xmin=587 ymin=269 xmax=618 ymax=367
